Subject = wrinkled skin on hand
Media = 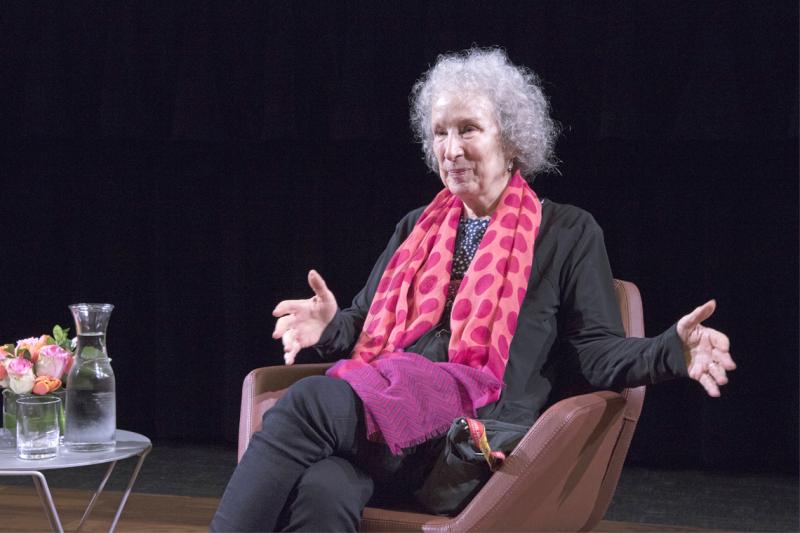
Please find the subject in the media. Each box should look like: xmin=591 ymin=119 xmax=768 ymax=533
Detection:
xmin=677 ymin=299 xmax=736 ymax=397
xmin=272 ymin=270 xmax=338 ymax=365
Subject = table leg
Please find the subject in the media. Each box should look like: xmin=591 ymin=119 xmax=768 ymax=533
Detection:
xmin=75 ymin=460 xmax=117 ymax=531
xmin=109 ymin=445 xmax=151 ymax=533
xmin=31 ymin=472 xmax=65 ymax=533
xmin=31 ymin=471 xmax=64 ymax=533
xmin=0 ymin=470 xmax=65 ymax=533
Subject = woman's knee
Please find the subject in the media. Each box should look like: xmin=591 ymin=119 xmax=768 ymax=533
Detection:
xmin=271 ymin=375 xmax=358 ymax=422
xmin=256 ymin=376 xmax=363 ymax=455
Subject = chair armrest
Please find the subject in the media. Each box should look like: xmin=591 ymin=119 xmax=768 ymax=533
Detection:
xmin=238 ymin=362 xmax=334 ymax=461
xmin=428 ymin=391 xmax=626 ymax=532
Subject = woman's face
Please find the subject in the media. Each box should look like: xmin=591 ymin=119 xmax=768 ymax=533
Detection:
xmin=431 ymin=93 xmax=510 ymax=216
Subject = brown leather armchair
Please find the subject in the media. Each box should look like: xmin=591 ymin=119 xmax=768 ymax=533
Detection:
xmin=239 ymin=280 xmax=646 ymax=532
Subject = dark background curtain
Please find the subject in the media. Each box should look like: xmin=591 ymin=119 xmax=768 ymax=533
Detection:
xmin=1 ymin=1 xmax=796 ymax=474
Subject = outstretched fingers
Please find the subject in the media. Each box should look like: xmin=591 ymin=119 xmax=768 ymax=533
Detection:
xmin=272 ymin=314 xmax=295 ymax=339
xmin=272 ymin=270 xmax=335 ymax=365
xmin=308 ymin=270 xmax=332 ymax=301
xmin=714 ymin=349 xmax=736 ymax=371
xmin=282 ymin=329 xmax=301 ymax=365
xmin=272 ymin=299 xmax=307 ymax=318
xmin=708 ymin=329 xmax=735 ymax=370
xmin=707 ymin=361 xmax=729 ymax=386
xmin=693 ymin=331 xmax=736 ymax=397
xmin=678 ymin=300 xmax=736 ymax=398
xmin=679 ymin=299 xmax=716 ymax=334
xmin=698 ymin=373 xmax=721 ymax=397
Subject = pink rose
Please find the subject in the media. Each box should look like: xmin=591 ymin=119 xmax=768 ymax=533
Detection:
xmin=0 ymin=350 xmax=12 ymax=387
xmin=6 ymin=358 xmax=35 ymax=394
xmin=35 ymin=344 xmax=73 ymax=380
xmin=16 ymin=335 xmax=49 ymax=363
xmin=6 ymin=357 xmax=32 ymax=375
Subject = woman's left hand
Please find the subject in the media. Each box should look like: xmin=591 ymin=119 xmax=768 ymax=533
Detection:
xmin=677 ymin=299 xmax=736 ymax=397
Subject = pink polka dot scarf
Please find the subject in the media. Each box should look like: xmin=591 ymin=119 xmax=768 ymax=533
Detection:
xmin=327 ymin=172 xmax=541 ymax=454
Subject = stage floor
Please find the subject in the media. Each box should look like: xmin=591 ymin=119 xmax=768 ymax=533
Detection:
xmin=0 ymin=441 xmax=796 ymax=531
xmin=0 ymin=485 xmax=720 ymax=532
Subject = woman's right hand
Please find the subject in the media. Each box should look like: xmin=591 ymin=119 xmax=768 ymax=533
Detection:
xmin=272 ymin=270 xmax=338 ymax=365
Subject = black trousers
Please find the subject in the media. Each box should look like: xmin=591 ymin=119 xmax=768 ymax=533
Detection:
xmin=210 ymin=375 xmax=443 ymax=532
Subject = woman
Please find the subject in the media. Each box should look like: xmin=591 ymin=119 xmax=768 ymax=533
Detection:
xmin=211 ymin=47 xmax=734 ymax=532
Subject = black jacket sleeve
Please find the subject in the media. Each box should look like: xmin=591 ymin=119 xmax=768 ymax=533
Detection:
xmin=558 ymin=215 xmax=688 ymax=389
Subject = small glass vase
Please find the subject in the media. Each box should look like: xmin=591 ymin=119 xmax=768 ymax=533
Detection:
xmin=2 ymin=388 xmax=66 ymax=439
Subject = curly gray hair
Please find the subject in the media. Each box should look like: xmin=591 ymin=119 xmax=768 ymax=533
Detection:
xmin=410 ymin=47 xmax=559 ymax=179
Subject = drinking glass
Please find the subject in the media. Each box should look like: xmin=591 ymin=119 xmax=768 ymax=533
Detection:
xmin=16 ymin=395 xmax=61 ymax=460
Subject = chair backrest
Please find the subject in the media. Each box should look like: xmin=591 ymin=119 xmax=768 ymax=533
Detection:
xmin=582 ymin=279 xmax=646 ymax=530
xmin=614 ymin=278 xmax=645 ymax=338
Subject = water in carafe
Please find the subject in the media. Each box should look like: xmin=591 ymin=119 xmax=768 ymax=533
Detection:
xmin=65 ymin=304 xmax=116 ymax=452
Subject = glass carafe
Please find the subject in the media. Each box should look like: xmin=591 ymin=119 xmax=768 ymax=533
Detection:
xmin=64 ymin=303 xmax=116 ymax=452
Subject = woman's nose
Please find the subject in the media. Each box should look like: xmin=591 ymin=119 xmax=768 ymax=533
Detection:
xmin=444 ymin=132 xmax=464 ymax=160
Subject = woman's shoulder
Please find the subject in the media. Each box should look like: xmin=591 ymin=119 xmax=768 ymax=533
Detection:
xmin=395 ymin=205 xmax=428 ymax=233
xmin=540 ymin=199 xmax=602 ymax=234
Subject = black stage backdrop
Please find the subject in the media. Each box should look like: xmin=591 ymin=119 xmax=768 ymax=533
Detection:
xmin=0 ymin=1 xmax=797 ymax=473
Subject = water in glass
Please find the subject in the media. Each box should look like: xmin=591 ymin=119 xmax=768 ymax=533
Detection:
xmin=17 ymin=426 xmax=60 ymax=459
xmin=16 ymin=395 xmax=61 ymax=460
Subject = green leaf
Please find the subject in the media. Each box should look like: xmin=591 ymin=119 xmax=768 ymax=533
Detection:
xmin=51 ymin=325 xmax=73 ymax=351
xmin=53 ymin=325 xmax=70 ymax=344
xmin=81 ymin=346 xmax=104 ymax=360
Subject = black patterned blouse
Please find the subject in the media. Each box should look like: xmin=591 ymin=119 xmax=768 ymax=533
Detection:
xmin=442 ymin=216 xmax=490 ymax=322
